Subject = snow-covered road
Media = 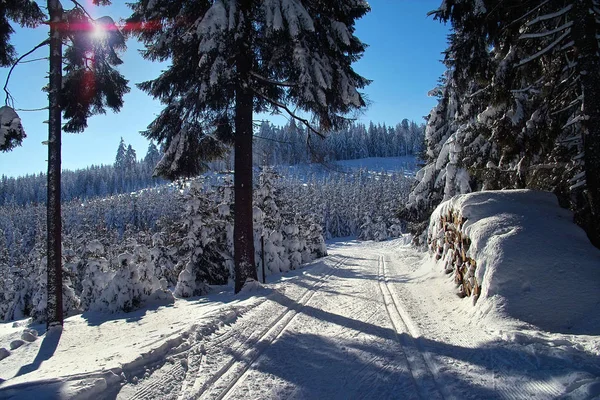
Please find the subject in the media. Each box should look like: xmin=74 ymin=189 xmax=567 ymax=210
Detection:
xmin=115 ymin=239 xmax=599 ymax=400
xmin=1 ymin=239 xmax=598 ymax=399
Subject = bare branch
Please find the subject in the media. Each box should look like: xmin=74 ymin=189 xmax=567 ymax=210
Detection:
xmin=252 ymin=89 xmax=326 ymax=139
xmin=520 ymin=21 xmax=573 ymax=40
xmin=517 ymin=29 xmax=570 ymax=67
xmin=20 ymin=56 xmax=49 ymax=64
xmin=253 ymin=134 xmax=291 ymax=144
xmin=526 ymin=4 xmax=572 ymax=27
xmin=69 ymin=0 xmax=95 ymax=20
xmin=15 ymin=107 xmax=50 ymax=112
xmin=4 ymin=39 xmax=51 ymax=107
xmin=504 ymin=0 xmax=550 ymax=30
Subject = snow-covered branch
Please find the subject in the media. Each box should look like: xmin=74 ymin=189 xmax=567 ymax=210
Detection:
xmin=505 ymin=0 xmax=550 ymax=29
xmin=562 ymin=114 xmax=585 ymax=129
xmin=526 ymin=4 xmax=572 ymax=27
xmin=517 ymin=30 xmax=570 ymax=67
xmin=519 ymin=21 xmax=573 ymax=40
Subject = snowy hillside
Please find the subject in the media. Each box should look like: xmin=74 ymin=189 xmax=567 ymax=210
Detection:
xmin=275 ymin=156 xmax=420 ymax=179
xmin=1 ymin=189 xmax=599 ymax=399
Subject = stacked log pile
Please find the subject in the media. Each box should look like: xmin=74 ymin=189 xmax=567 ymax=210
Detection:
xmin=428 ymin=208 xmax=481 ymax=303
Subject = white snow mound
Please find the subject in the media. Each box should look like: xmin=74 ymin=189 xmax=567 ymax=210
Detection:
xmin=429 ymin=189 xmax=600 ymax=334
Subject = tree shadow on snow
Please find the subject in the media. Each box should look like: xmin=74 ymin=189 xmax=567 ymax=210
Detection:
xmin=12 ymin=327 xmax=62 ymax=378
xmin=81 ymin=299 xmax=176 ymax=327
xmin=258 ymin=290 xmax=600 ymax=399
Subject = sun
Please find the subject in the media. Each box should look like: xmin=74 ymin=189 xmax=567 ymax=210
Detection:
xmin=91 ymin=16 xmax=116 ymax=41
xmin=92 ymin=22 xmax=108 ymax=41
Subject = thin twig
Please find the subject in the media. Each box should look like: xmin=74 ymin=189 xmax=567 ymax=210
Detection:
xmin=20 ymin=56 xmax=49 ymax=64
xmin=69 ymin=0 xmax=95 ymax=20
xmin=4 ymin=39 xmax=51 ymax=107
xmin=253 ymin=134 xmax=291 ymax=144
xmin=15 ymin=107 xmax=50 ymax=112
xmin=252 ymin=89 xmax=326 ymax=139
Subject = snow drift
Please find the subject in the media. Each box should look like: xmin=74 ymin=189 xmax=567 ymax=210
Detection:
xmin=428 ymin=189 xmax=600 ymax=334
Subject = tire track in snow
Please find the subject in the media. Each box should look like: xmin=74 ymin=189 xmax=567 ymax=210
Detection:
xmin=377 ymin=254 xmax=448 ymax=400
xmin=183 ymin=256 xmax=349 ymax=400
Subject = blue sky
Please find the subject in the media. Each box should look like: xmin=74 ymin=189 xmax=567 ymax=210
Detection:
xmin=0 ymin=1 xmax=448 ymax=178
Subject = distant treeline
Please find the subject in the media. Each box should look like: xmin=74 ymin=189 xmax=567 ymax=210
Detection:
xmin=0 ymin=119 xmax=424 ymax=206
xmin=254 ymin=119 xmax=424 ymax=165
xmin=0 ymin=141 xmax=166 ymax=207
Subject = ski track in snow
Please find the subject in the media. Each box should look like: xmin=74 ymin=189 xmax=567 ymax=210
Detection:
xmin=190 ymin=256 xmax=350 ymax=400
xmin=122 ymin=256 xmax=350 ymax=400
xmin=377 ymin=254 xmax=445 ymax=400
xmin=2 ymin=239 xmax=599 ymax=399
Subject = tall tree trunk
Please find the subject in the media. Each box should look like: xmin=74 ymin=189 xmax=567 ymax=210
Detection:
xmin=573 ymin=0 xmax=600 ymax=248
xmin=46 ymin=0 xmax=64 ymax=328
xmin=233 ymin=3 xmax=257 ymax=293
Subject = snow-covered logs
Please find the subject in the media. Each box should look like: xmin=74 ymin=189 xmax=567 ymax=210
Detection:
xmin=428 ymin=208 xmax=480 ymax=301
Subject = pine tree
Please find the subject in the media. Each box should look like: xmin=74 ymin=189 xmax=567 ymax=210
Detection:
xmin=114 ymin=137 xmax=127 ymax=169
xmin=0 ymin=0 xmax=45 ymax=67
xmin=426 ymin=0 xmax=600 ymax=246
xmin=128 ymin=0 xmax=370 ymax=292
xmin=144 ymin=142 xmax=161 ymax=170
xmin=125 ymin=145 xmax=137 ymax=171
xmin=2 ymin=0 xmax=129 ymax=327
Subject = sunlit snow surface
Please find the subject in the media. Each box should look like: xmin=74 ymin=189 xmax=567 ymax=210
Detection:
xmin=1 ymin=189 xmax=599 ymax=399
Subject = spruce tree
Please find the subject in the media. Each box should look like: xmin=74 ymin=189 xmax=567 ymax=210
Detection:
xmin=144 ymin=142 xmax=161 ymax=169
xmin=128 ymin=0 xmax=370 ymax=292
xmin=2 ymin=0 xmax=130 ymax=326
xmin=125 ymin=145 xmax=137 ymax=171
xmin=114 ymin=137 xmax=127 ymax=169
xmin=0 ymin=0 xmax=45 ymax=67
xmin=409 ymin=0 xmax=600 ymax=246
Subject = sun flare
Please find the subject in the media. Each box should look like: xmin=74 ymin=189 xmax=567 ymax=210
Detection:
xmin=92 ymin=23 xmax=108 ymax=41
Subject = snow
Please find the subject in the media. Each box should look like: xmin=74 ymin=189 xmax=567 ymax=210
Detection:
xmin=276 ymin=156 xmax=420 ymax=180
xmin=1 ymin=185 xmax=599 ymax=398
xmin=428 ymin=190 xmax=600 ymax=334
xmin=0 ymin=106 xmax=24 ymax=149
xmin=263 ymin=0 xmax=315 ymax=36
xmin=1 ymin=230 xmax=598 ymax=399
xmin=331 ymin=21 xmax=351 ymax=46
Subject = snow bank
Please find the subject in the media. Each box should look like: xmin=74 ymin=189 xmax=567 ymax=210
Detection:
xmin=428 ymin=190 xmax=600 ymax=334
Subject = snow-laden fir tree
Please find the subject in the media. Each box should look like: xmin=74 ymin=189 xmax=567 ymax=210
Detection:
xmin=254 ymin=167 xmax=289 ymax=274
xmin=0 ymin=106 xmax=26 ymax=152
xmin=408 ymin=0 xmax=600 ymax=247
xmin=149 ymin=232 xmax=178 ymax=287
xmin=80 ymin=240 xmax=112 ymax=310
xmin=128 ymin=0 xmax=370 ymax=292
xmin=98 ymin=252 xmax=139 ymax=313
xmin=174 ymin=179 xmax=229 ymax=298
xmin=3 ymin=0 xmax=130 ymax=326
xmin=299 ymin=213 xmax=327 ymax=261
xmin=215 ymin=175 xmax=235 ymax=281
